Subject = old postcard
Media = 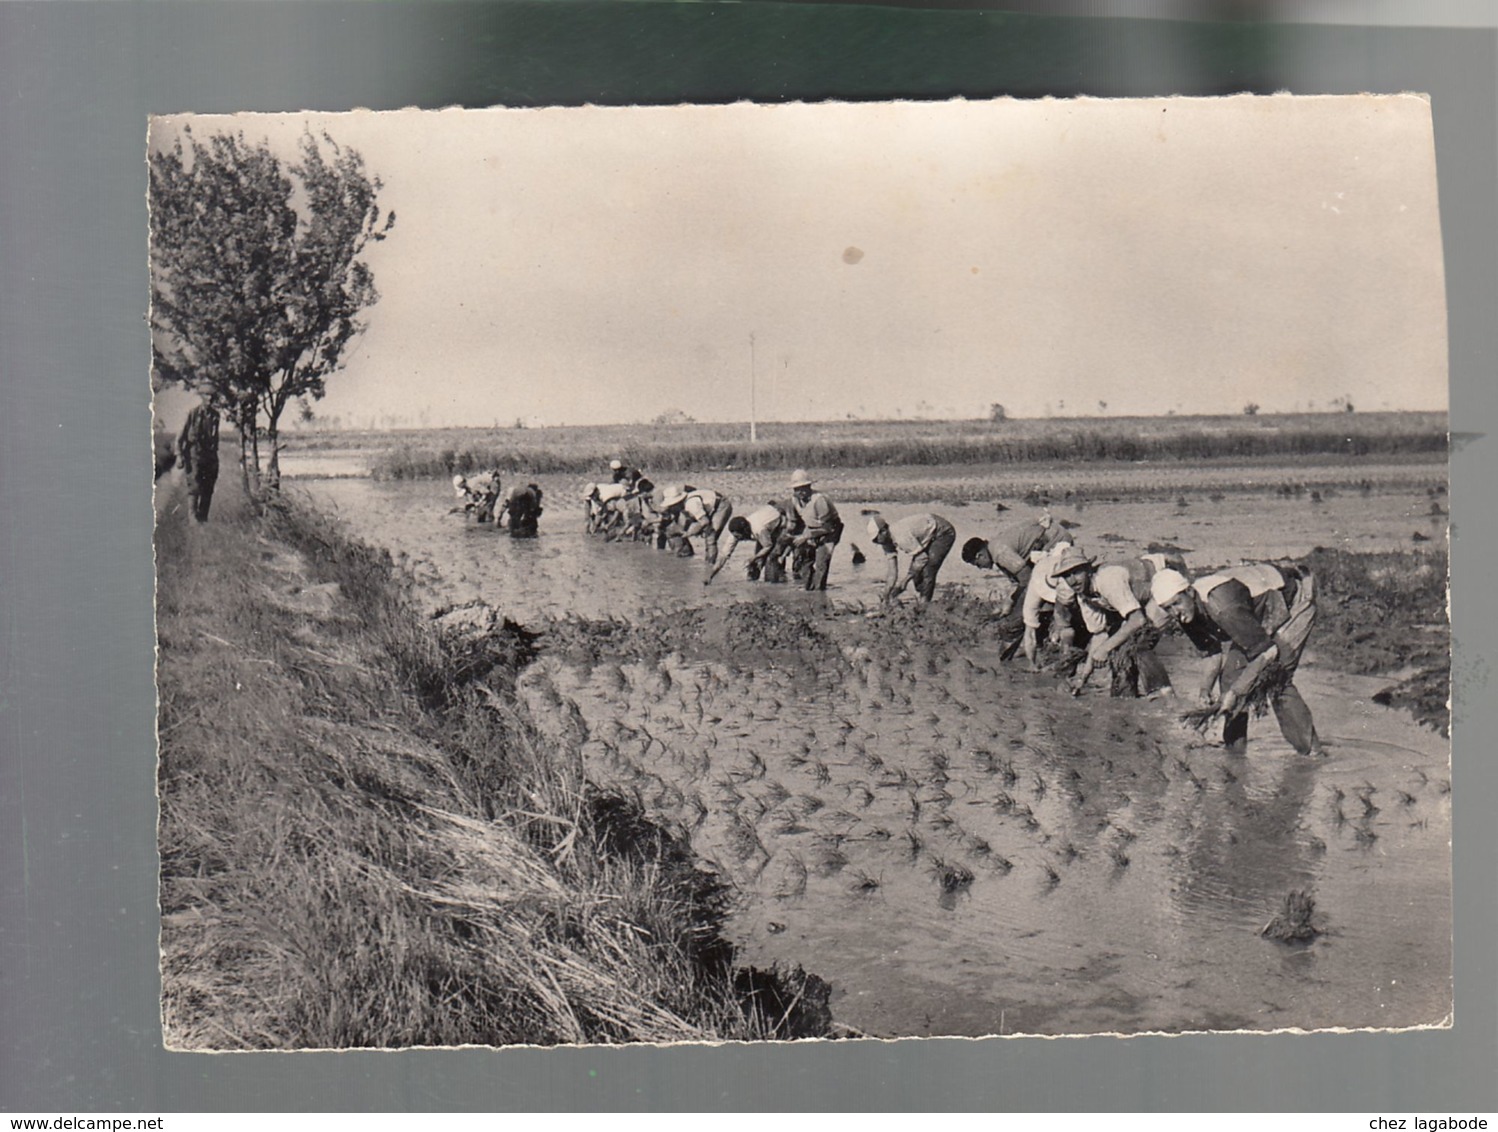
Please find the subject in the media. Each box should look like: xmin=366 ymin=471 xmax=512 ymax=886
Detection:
xmin=150 ymin=95 xmax=1450 ymax=1048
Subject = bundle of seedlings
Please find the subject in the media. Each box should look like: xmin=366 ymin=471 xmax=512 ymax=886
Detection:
xmin=1105 ymin=624 xmax=1168 ymax=698
xmin=1179 ymin=661 xmax=1296 ymax=734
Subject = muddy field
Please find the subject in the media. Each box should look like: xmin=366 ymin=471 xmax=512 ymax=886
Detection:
xmin=301 ymin=464 xmax=1451 ymax=1038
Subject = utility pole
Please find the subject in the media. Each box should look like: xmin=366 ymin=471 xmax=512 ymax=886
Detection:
xmin=749 ymin=331 xmax=757 ymax=443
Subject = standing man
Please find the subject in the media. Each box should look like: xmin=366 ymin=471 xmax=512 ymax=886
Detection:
xmin=866 ymin=511 xmax=957 ymax=605
xmin=788 ymin=471 xmax=843 ymax=591
xmin=1152 ymin=562 xmax=1324 ymax=756
xmin=177 ymin=399 xmax=221 ymax=522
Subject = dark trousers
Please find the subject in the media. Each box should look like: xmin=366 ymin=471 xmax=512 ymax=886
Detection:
xmin=188 ymin=461 xmax=218 ymax=523
xmin=1218 ymin=646 xmax=1318 ymax=754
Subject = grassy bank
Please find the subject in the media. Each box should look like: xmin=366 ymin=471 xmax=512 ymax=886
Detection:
xmin=155 ymin=486 xmax=829 ymax=1048
xmin=345 ymin=412 xmax=1448 ymax=480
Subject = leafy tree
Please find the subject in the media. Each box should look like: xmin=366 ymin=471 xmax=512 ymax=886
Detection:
xmin=1243 ymin=402 xmax=1260 ymax=416
xmin=150 ymin=126 xmax=394 ymax=490
xmin=989 ymin=403 xmax=1007 ymax=423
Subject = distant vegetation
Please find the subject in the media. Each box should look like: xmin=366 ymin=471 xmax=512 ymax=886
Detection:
xmin=334 ymin=412 xmax=1449 ymax=481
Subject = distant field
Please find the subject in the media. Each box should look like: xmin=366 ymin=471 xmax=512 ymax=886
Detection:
xmin=277 ymin=411 xmax=1449 ymax=480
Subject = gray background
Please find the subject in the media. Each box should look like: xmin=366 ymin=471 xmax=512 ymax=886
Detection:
xmin=0 ymin=0 xmax=1492 ymax=1112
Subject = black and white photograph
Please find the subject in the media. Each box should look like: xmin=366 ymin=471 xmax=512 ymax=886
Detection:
xmin=150 ymin=95 xmax=1451 ymax=1050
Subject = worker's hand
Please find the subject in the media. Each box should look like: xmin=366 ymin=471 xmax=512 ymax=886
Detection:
xmin=1197 ymin=686 xmax=1217 ymax=709
xmin=1087 ymin=638 xmax=1112 ymax=664
xmin=1218 ymin=689 xmax=1240 ymax=716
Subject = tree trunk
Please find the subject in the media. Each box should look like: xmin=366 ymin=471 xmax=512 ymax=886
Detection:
xmin=265 ymin=422 xmax=281 ymax=491
xmin=239 ymin=426 xmax=252 ymax=495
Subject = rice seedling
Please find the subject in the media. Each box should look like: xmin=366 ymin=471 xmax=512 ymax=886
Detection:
xmin=808 ymin=846 xmax=850 ymax=878
xmin=847 ymin=870 xmax=882 ymax=894
xmin=1260 ymin=891 xmax=1320 ymax=943
xmin=901 ymin=828 xmax=924 ymax=861
xmin=771 ymin=852 xmax=809 ymax=899
xmin=1396 ymin=789 xmax=1417 ymax=807
xmin=724 ymin=814 xmax=766 ymax=864
xmin=1040 ymin=862 xmax=1061 ymax=887
xmin=1108 ymin=846 xmax=1131 ymax=869
xmin=929 ymin=857 xmax=975 ymax=893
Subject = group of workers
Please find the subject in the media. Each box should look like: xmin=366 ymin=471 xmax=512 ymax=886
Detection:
xmin=583 ymin=463 xmax=846 ymax=591
xmin=452 ymin=470 xmax=544 ymax=537
xmin=454 ymin=462 xmax=1324 ymax=757
xmin=961 ymin=511 xmax=1323 ymax=757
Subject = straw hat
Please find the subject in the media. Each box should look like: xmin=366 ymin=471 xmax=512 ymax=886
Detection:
xmin=866 ymin=515 xmax=889 ymax=543
xmin=789 ymin=469 xmax=814 ymax=489
xmin=452 ymin=474 xmax=467 ymax=489
xmin=1046 ymin=548 xmax=1095 ymax=585
xmin=659 ymin=485 xmax=688 ymax=509
xmin=1150 ymin=568 xmax=1192 ymax=607
xmin=609 ymin=459 xmax=623 ymax=471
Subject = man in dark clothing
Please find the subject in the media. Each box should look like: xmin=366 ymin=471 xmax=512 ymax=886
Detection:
xmin=499 ymin=483 xmax=544 ymax=538
xmin=1153 ymin=563 xmax=1323 ymax=756
xmin=177 ymin=401 xmax=220 ymax=522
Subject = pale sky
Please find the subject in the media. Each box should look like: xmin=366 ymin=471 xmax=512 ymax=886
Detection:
xmin=151 ymin=96 xmax=1449 ymax=428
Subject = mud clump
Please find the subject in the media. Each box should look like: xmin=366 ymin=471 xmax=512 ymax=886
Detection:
xmin=1261 ymin=890 xmax=1320 ymax=943
xmin=719 ymin=602 xmax=829 ymax=655
xmin=1303 ymin=546 xmax=1449 ymax=735
xmin=542 ymin=610 xmax=706 ymax=666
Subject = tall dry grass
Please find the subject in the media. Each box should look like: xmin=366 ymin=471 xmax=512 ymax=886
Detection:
xmin=155 ymin=485 xmax=817 ymax=1048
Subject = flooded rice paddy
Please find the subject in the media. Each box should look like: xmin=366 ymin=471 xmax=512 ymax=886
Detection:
xmin=302 ymin=469 xmax=1451 ymax=1037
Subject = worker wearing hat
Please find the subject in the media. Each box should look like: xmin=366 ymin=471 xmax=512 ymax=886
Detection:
xmin=451 ymin=469 xmax=502 ymax=522
xmin=866 ymin=511 xmax=957 ymax=605
xmin=583 ymin=480 xmax=628 ymax=534
xmin=1152 ymin=562 xmax=1322 ymax=756
xmin=1060 ymin=553 xmax=1182 ymax=696
xmin=788 ymin=470 xmax=843 ymax=591
xmin=657 ymin=485 xmax=734 ymax=565
xmin=1018 ymin=543 xmax=1094 ymax=670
